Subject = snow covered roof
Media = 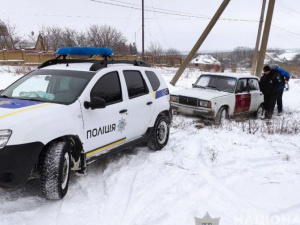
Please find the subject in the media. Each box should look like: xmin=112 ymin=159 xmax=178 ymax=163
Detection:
xmin=265 ymin=52 xmax=283 ymax=63
xmin=191 ymin=54 xmax=220 ymax=65
xmin=280 ymin=52 xmax=300 ymax=61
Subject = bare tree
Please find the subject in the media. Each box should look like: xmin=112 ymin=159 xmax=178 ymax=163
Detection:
xmin=86 ymin=25 xmax=128 ymax=54
xmin=62 ymin=28 xmax=78 ymax=47
xmin=165 ymin=48 xmax=182 ymax=66
xmin=229 ymin=46 xmax=254 ymax=66
xmin=76 ymin=31 xmax=88 ymax=46
xmin=146 ymin=42 xmax=163 ymax=56
xmin=0 ymin=20 xmax=20 ymax=50
xmin=165 ymin=48 xmax=181 ymax=56
xmin=40 ymin=25 xmax=64 ymax=51
xmin=129 ymin=42 xmax=138 ymax=55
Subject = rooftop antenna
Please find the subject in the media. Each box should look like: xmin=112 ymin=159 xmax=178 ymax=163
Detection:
xmin=142 ymin=0 xmax=145 ymax=60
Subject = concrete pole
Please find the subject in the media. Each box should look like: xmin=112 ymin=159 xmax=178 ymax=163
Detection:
xmin=170 ymin=0 xmax=231 ymax=86
xmin=142 ymin=0 xmax=145 ymax=60
xmin=255 ymin=0 xmax=276 ymax=77
xmin=251 ymin=0 xmax=266 ymax=76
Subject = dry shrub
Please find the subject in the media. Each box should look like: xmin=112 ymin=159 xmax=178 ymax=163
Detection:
xmin=13 ymin=65 xmax=35 ymax=74
xmin=212 ymin=114 xmax=300 ymax=135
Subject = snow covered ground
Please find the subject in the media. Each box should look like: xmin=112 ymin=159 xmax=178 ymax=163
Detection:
xmin=1 ymin=66 xmax=300 ymax=225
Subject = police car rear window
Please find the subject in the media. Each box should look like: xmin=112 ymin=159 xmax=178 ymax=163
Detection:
xmin=145 ymin=71 xmax=160 ymax=91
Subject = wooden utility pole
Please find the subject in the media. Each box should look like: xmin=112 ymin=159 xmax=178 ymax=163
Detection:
xmin=170 ymin=0 xmax=231 ymax=86
xmin=142 ymin=0 xmax=145 ymax=60
xmin=255 ymin=0 xmax=276 ymax=77
xmin=251 ymin=0 xmax=266 ymax=76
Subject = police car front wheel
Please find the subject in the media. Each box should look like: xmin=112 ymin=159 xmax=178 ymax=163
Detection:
xmin=40 ymin=141 xmax=71 ymax=200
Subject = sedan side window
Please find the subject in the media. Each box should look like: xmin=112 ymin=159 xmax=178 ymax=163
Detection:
xmin=236 ymin=79 xmax=248 ymax=93
xmin=248 ymin=79 xmax=260 ymax=91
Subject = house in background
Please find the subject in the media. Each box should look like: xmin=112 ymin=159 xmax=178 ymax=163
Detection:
xmin=15 ymin=34 xmax=48 ymax=51
xmin=191 ymin=54 xmax=221 ymax=71
xmin=264 ymin=52 xmax=283 ymax=64
xmin=280 ymin=51 xmax=300 ymax=63
xmin=0 ymin=20 xmax=12 ymax=49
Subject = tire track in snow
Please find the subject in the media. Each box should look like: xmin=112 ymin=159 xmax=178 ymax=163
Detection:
xmin=96 ymin=148 xmax=152 ymax=225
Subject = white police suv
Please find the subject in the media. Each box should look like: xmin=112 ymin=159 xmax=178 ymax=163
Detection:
xmin=0 ymin=47 xmax=172 ymax=200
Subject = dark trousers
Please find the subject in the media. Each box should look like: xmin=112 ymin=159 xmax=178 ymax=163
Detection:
xmin=276 ymin=89 xmax=284 ymax=112
xmin=264 ymin=93 xmax=278 ymax=119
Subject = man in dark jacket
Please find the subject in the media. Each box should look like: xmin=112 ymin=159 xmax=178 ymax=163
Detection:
xmin=259 ymin=65 xmax=282 ymax=119
xmin=270 ymin=64 xmax=290 ymax=116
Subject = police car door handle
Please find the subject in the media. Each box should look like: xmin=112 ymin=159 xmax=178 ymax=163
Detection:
xmin=147 ymin=101 xmax=153 ymax=105
xmin=119 ymin=109 xmax=127 ymax=114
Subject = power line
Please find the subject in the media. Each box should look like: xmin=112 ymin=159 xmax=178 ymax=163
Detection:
xmin=0 ymin=12 xmax=123 ymax=20
xmin=273 ymin=25 xmax=300 ymax=38
xmin=276 ymin=1 xmax=300 ymax=19
xmin=149 ymin=0 xmax=169 ymax=48
xmin=90 ymin=0 xmax=259 ymax=23
xmin=272 ymin=29 xmax=300 ymax=48
xmin=277 ymin=0 xmax=300 ymax=16
xmin=272 ymin=25 xmax=300 ymax=48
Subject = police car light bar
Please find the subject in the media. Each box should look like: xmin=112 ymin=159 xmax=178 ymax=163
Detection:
xmin=56 ymin=47 xmax=114 ymax=57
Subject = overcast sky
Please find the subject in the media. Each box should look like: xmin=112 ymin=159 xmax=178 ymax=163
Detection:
xmin=1 ymin=0 xmax=300 ymax=52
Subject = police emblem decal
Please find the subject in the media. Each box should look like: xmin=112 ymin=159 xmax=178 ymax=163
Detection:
xmin=117 ymin=118 xmax=127 ymax=133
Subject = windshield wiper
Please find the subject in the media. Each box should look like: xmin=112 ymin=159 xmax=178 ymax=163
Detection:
xmin=194 ymin=85 xmax=206 ymax=89
xmin=18 ymin=97 xmax=48 ymax=102
xmin=207 ymin=85 xmax=220 ymax=91
xmin=0 ymin=95 xmax=11 ymax=98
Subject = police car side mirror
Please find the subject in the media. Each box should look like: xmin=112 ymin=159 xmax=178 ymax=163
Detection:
xmin=84 ymin=97 xmax=106 ymax=110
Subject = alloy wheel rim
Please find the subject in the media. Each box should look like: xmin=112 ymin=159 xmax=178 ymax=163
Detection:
xmin=157 ymin=121 xmax=168 ymax=144
xmin=61 ymin=152 xmax=70 ymax=190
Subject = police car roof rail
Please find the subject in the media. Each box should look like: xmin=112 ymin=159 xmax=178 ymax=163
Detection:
xmin=90 ymin=60 xmax=150 ymax=71
xmin=38 ymin=56 xmax=150 ymax=71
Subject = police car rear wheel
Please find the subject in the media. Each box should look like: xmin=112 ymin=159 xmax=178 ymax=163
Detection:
xmin=147 ymin=116 xmax=170 ymax=150
xmin=41 ymin=141 xmax=71 ymax=200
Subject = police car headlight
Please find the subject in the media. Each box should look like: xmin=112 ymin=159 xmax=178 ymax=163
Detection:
xmin=0 ymin=130 xmax=12 ymax=149
xmin=198 ymin=100 xmax=211 ymax=108
xmin=170 ymin=95 xmax=179 ymax=103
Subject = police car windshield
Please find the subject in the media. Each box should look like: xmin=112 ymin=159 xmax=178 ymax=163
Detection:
xmin=195 ymin=75 xmax=237 ymax=93
xmin=1 ymin=69 xmax=96 ymax=104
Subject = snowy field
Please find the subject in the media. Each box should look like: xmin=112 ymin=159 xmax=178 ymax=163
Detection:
xmin=1 ymin=66 xmax=300 ymax=225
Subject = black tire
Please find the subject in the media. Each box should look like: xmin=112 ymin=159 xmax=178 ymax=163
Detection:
xmin=147 ymin=116 xmax=170 ymax=150
xmin=41 ymin=141 xmax=71 ymax=200
xmin=253 ymin=104 xmax=265 ymax=118
xmin=215 ymin=106 xmax=228 ymax=125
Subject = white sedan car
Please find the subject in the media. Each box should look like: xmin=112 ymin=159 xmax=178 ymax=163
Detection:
xmin=170 ymin=73 xmax=264 ymax=124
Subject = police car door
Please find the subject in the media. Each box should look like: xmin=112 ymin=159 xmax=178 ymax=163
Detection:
xmin=234 ymin=78 xmax=251 ymax=113
xmin=81 ymin=71 xmax=128 ymax=157
xmin=122 ymin=70 xmax=155 ymax=141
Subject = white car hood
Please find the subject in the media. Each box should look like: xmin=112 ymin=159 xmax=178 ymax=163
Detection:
xmin=172 ymin=88 xmax=231 ymax=101
xmin=0 ymin=98 xmax=65 ymax=128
